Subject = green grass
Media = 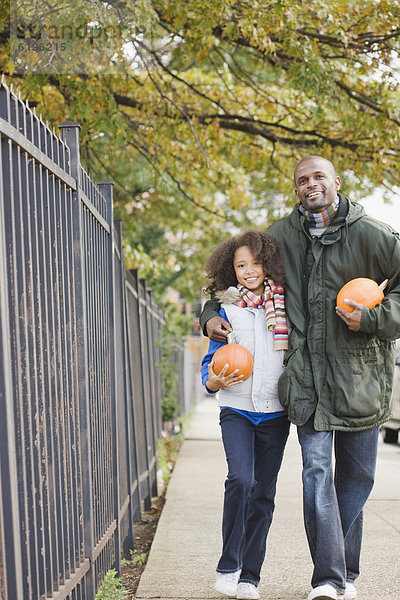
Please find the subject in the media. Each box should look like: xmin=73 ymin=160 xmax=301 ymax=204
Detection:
xmin=95 ymin=569 xmax=127 ymax=600
xmin=121 ymin=550 xmax=148 ymax=567
xmin=157 ymin=432 xmax=184 ymax=484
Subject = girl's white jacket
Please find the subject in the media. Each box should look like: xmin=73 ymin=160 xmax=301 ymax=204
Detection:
xmin=216 ymin=287 xmax=286 ymax=413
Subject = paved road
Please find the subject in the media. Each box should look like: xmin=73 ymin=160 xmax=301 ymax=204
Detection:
xmin=136 ymin=397 xmax=400 ymax=600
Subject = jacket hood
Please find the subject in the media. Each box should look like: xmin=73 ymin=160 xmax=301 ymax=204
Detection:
xmin=345 ymin=197 xmax=366 ymax=225
xmin=216 ymin=287 xmax=241 ymax=304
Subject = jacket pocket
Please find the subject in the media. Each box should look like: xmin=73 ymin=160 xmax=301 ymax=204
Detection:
xmin=278 ymin=348 xmax=298 ymax=407
xmin=332 ymin=350 xmax=384 ymax=418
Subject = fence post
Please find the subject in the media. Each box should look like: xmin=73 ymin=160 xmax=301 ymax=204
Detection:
xmin=0 ymin=79 xmax=30 ymax=599
xmin=123 ymin=269 xmax=143 ymax=525
xmin=146 ymin=289 xmax=160 ymax=498
xmin=58 ymin=122 xmax=95 ymax=600
xmin=98 ymin=180 xmax=121 ymax=574
xmin=113 ymin=220 xmax=138 ymax=555
xmin=0 ymin=179 xmax=24 ymax=600
xmin=139 ymin=278 xmax=156 ymax=510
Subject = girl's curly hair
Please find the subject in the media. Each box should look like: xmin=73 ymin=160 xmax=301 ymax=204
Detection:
xmin=204 ymin=230 xmax=285 ymax=294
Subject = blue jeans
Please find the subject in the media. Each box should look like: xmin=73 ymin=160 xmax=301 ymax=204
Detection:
xmin=218 ymin=409 xmax=290 ymax=586
xmin=297 ymin=417 xmax=379 ymax=592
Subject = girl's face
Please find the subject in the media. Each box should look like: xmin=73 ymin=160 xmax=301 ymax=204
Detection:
xmin=233 ymin=246 xmax=265 ymax=295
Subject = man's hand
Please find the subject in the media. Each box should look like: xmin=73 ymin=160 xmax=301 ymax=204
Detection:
xmin=206 ymin=316 xmax=232 ymax=342
xmin=206 ymin=361 xmax=244 ymax=392
xmin=335 ymin=299 xmax=362 ymax=331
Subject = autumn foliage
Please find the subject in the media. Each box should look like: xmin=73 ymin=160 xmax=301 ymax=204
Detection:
xmin=1 ymin=1 xmax=399 ymax=300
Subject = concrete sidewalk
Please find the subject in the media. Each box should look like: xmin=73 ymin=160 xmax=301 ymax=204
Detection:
xmin=136 ymin=398 xmax=400 ymax=600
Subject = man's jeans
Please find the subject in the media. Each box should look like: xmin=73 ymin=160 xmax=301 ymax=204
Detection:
xmin=217 ymin=409 xmax=290 ymax=586
xmin=297 ymin=417 xmax=379 ymax=592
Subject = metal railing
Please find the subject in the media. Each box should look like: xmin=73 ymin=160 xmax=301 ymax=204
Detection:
xmin=0 ymin=77 xmax=181 ymax=600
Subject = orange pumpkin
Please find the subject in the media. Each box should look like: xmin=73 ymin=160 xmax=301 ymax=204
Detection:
xmin=337 ymin=278 xmax=387 ymax=313
xmin=213 ymin=344 xmax=254 ymax=381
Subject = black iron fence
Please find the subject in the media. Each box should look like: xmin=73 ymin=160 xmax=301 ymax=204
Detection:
xmin=0 ymin=77 xmax=186 ymax=600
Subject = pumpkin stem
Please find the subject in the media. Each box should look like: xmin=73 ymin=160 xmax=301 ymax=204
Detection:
xmin=379 ymin=279 xmax=388 ymax=291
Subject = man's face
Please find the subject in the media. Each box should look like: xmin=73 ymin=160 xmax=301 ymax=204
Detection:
xmin=294 ymin=157 xmax=341 ymax=213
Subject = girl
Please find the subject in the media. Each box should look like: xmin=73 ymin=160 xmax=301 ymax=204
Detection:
xmin=201 ymin=230 xmax=290 ymax=600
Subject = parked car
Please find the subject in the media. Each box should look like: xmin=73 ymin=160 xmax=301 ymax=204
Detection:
xmin=381 ymin=340 xmax=400 ymax=444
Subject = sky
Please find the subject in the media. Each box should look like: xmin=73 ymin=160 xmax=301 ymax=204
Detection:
xmin=360 ymin=191 xmax=400 ymax=233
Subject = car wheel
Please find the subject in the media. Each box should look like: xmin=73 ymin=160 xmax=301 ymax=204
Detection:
xmin=382 ymin=427 xmax=399 ymax=444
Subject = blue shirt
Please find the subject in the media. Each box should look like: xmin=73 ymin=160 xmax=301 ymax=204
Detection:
xmin=220 ymin=407 xmax=285 ymax=423
xmin=200 ymin=307 xmax=228 ymax=391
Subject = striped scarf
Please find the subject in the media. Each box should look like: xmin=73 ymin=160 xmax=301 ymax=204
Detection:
xmin=299 ymin=197 xmax=339 ymax=228
xmin=235 ymin=278 xmax=288 ymax=350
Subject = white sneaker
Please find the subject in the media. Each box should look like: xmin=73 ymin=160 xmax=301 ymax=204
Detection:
xmin=236 ymin=582 xmax=260 ymax=599
xmin=214 ymin=570 xmax=241 ymax=597
xmin=344 ymin=582 xmax=357 ymax=599
xmin=308 ymin=584 xmax=338 ymax=600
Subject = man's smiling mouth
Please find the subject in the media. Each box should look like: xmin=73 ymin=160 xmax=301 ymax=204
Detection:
xmin=306 ymin=191 xmax=322 ymax=199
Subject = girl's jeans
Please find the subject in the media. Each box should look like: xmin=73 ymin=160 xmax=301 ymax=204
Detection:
xmin=217 ymin=409 xmax=290 ymax=586
xmin=297 ymin=417 xmax=379 ymax=592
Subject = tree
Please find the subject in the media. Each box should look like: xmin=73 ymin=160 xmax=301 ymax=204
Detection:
xmin=2 ymin=0 xmax=400 ymax=300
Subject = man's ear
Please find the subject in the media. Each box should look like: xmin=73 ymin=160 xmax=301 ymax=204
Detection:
xmin=335 ymin=176 xmax=341 ymax=190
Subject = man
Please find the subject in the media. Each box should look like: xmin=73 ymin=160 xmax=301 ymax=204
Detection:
xmin=200 ymin=155 xmax=400 ymax=600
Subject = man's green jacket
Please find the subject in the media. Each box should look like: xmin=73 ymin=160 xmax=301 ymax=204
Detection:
xmin=200 ymin=195 xmax=400 ymax=431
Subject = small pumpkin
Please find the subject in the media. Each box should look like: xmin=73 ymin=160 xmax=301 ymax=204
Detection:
xmin=213 ymin=343 xmax=254 ymax=381
xmin=336 ymin=278 xmax=387 ymax=313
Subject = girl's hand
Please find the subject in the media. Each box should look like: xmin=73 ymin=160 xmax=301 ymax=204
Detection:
xmin=205 ymin=361 xmax=244 ymax=392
